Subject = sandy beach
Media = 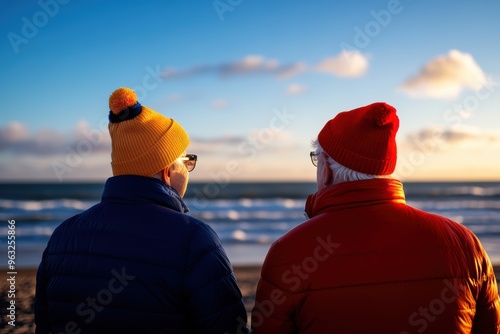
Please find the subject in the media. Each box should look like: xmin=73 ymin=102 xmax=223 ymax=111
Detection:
xmin=1 ymin=265 xmax=499 ymax=333
xmin=0 ymin=266 xmax=261 ymax=333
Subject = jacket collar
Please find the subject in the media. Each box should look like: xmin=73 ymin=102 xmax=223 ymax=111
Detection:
xmin=102 ymin=175 xmax=189 ymax=213
xmin=305 ymin=178 xmax=405 ymax=219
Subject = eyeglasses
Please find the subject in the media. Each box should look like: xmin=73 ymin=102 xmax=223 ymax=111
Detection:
xmin=179 ymin=154 xmax=197 ymax=172
xmin=310 ymin=151 xmax=319 ymax=167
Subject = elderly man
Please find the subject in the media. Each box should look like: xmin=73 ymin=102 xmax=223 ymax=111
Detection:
xmin=35 ymin=87 xmax=248 ymax=333
xmin=252 ymin=102 xmax=500 ymax=333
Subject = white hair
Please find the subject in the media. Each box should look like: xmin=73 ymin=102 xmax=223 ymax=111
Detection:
xmin=151 ymin=172 xmax=163 ymax=181
xmin=151 ymin=157 xmax=185 ymax=180
xmin=312 ymin=139 xmax=391 ymax=185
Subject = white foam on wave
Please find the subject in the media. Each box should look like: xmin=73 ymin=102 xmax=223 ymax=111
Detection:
xmin=0 ymin=199 xmax=92 ymax=211
xmin=232 ymin=230 xmax=247 ymax=241
xmin=0 ymin=226 xmax=54 ymax=237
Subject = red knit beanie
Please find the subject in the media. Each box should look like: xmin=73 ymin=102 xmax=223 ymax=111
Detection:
xmin=318 ymin=102 xmax=399 ymax=175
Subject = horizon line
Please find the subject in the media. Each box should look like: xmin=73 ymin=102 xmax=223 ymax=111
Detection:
xmin=1 ymin=179 xmax=500 ymax=184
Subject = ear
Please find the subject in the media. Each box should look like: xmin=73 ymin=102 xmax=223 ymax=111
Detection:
xmin=320 ymin=153 xmax=333 ymax=186
xmin=161 ymin=167 xmax=171 ymax=186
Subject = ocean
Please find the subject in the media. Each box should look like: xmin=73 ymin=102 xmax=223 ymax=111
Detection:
xmin=1 ymin=181 xmax=500 ymax=268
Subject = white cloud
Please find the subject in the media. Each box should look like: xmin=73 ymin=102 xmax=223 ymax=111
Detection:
xmin=189 ymin=135 xmax=246 ymax=155
xmin=189 ymin=129 xmax=298 ymax=156
xmin=0 ymin=121 xmax=29 ymax=142
xmin=396 ymin=125 xmax=500 ymax=181
xmin=316 ymin=51 xmax=369 ymax=77
xmin=220 ymin=55 xmax=279 ymax=76
xmin=400 ymin=50 xmax=487 ymax=99
xmin=404 ymin=125 xmax=500 ymax=151
xmin=286 ymin=84 xmax=306 ymax=95
xmin=211 ymin=99 xmax=228 ymax=109
xmin=161 ymin=53 xmax=373 ymax=83
xmin=161 ymin=55 xmax=306 ymax=80
xmin=0 ymin=121 xmax=112 ymax=181
xmin=276 ymin=62 xmax=307 ymax=79
xmin=0 ymin=121 xmax=110 ymax=155
xmin=167 ymin=93 xmax=184 ymax=102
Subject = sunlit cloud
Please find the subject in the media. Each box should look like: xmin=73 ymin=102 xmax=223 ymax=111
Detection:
xmin=316 ymin=51 xmax=369 ymax=77
xmin=0 ymin=121 xmax=110 ymax=155
xmin=396 ymin=125 xmax=500 ymax=181
xmin=276 ymin=62 xmax=307 ymax=79
xmin=219 ymin=55 xmax=279 ymax=76
xmin=189 ymin=135 xmax=246 ymax=155
xmin=161 ymin=65 xmax=211 ymax=80
xmin=167 ymin=93 xmax=184 ymax=103
xmin=399 ymin=50 xmax=487 ymax=99
xmin=0 ymin=121 xmax=29 ymax=142
xmin=161 ymin=53 xmax=370 ymax=82
xmin=161 ymin=55 xmax=306 ymax=80
xmin=286 ymin=84 xmax=306 ymax=95
xmin=0 ymin=122 xmax=65 ymax=155
xmin=190 ymin=129 xmax=298 ymax=156
xmin=404 ymin=125 xmax=500 ymax=151
xmin=0 ymin=121 xmax=301 ymax=181
xmin=0 ymin=121 xmax=112 ymax=181
xmin=211 ymin=99 xmax=228 ymax=109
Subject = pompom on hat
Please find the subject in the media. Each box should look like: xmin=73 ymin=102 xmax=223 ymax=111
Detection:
xmin=318 ymin=102 xmax=399 ymax=175
xmin=108 ymin=87 xmax=189 ymax=176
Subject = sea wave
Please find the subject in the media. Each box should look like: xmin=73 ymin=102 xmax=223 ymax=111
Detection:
xmin=1 ymin=182 xmax=500 ymax=249
xmin=409 ymin=200 xmax=500 ymax=211
xmin=0 ymin=198 xmax=94 ymax=211
xmin=404 ymin=184 xmax=500 ymax=199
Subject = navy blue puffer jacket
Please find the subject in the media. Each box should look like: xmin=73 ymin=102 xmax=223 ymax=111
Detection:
xmin=35 ymin=175 xmax=248 ymax=333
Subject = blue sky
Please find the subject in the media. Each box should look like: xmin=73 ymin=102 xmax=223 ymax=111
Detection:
xmin=1 ymin=0 xmax=499 ymax=182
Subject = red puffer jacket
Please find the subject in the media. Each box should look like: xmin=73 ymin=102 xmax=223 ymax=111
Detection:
xmin=252 ymin=179 xmax=500 ymax=333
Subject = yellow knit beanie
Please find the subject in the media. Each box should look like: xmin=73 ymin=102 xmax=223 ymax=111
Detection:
xmin=108 ymin=87 xmax=189 ymax=176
